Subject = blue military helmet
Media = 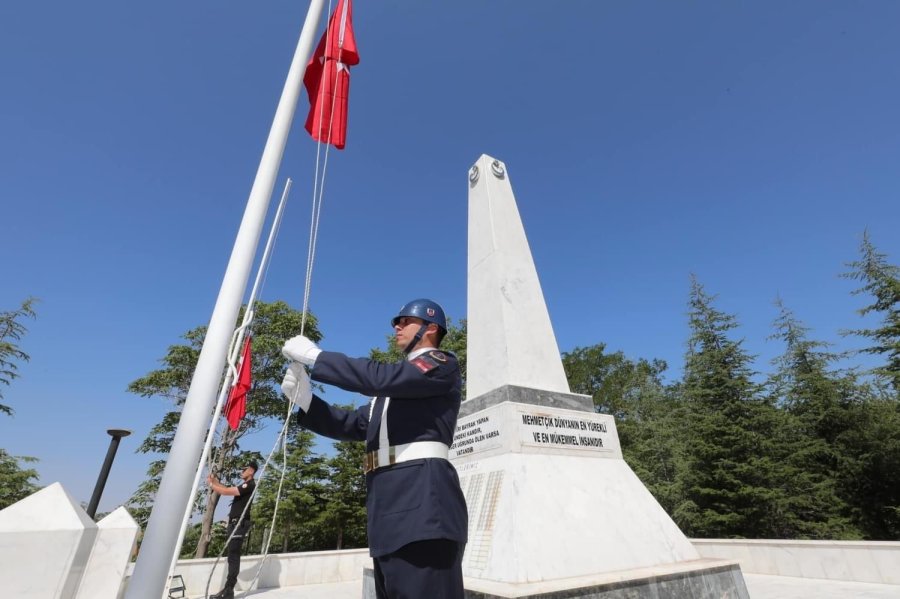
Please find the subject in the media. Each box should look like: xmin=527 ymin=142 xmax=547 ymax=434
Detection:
xmin=391 ymin=298 xmax=448 ymax=332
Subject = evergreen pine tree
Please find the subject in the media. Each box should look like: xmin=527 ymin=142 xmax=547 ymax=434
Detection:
xmin=842 ymin=231 xmax=900 ymax=392
xmin=252 ymin=428 xmax=329 ymax=553
xmin=0 ymin=297 xmax=37 ymax=416
xmin=765 ymin=300 xmax=861 ymax=538
xmin=674 ymin=277 xmax=784 ymax=538
xmin=836 ymin=395 xmax=900 ymax=539
xmin=320 ymin=438 xmax=368 ymax=549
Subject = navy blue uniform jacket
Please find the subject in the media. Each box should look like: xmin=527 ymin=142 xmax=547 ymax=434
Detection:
xmin=296 ymin=350 xmax=468 ymax=557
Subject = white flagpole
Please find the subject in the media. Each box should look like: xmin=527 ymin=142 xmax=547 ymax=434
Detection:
xmin=162 ymin=178 xmax=293 ymax=597
xmin=125 ymin=1 xmax=327 ymax=596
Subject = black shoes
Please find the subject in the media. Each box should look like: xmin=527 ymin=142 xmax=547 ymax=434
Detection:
xmin=210 ymin=589 xmax=234 ymax=599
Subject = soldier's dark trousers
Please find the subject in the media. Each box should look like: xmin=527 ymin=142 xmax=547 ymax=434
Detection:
xmin=373 ymin=539 xmax=465 ymax=599
xmin=225 ymin=519 xmax=250 ymax=589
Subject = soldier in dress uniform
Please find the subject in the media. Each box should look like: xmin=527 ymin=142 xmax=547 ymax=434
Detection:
xmin=280 ymin=299 xmax=468 ymax=599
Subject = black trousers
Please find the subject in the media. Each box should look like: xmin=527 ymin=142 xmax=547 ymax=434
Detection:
xmin=373 ymin=539 xmax=465 ymax=599
xmin=225 ymin=519 xmax=250 ymax=588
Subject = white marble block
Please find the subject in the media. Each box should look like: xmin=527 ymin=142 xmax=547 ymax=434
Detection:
xmin=467 ymin=154 xmax=570 ymax=398
xmin=456 ymin=156 xmax=748 ymax=597
xmin=451 ymin=402 xmax=699 ymax=584
xmin=76 ymin=507 xmax=139 ymax=599
xmin=0 ymin=482 xmax=98 ymax=599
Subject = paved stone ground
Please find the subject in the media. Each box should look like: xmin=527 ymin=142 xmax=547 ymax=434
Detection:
xmin=205 ymin=574 xmax=900 ymax=599
xmin=743 ymin=573 xmax=900 ymax=599
xmin=235 ymin=580 xmax=359 ymax=598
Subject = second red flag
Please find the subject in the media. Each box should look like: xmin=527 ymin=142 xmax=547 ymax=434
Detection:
xmin=224 ymin=336 xmax=252 ymax=430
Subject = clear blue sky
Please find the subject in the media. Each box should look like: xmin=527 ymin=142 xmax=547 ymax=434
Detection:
xmin=2 ymin=1 xmax=899 ymax=515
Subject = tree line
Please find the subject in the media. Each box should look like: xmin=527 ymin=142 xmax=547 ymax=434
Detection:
xmin=0 ymin=298 xmax=40 ymax=509
xmin=169 ymin=232 xmax=897 ymax=554
xmin=565 ymin=232 xmax=899 ymax=540
xmin=1 ymin=232 xmax=896 ymax=552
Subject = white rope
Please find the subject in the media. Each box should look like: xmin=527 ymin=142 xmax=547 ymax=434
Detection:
xmin=203 ymin=411 xmax=294 ymax=598
xmin=303 ymin=0 xmax=348 ymax=334
xmin=200 ymin=182 xmax=299 ymax=596
xmin=170 ymin=179 xmax=292 ymax=598
xmin=238 ymin=399 xmax=293 ymax=595
xmin=202 ymin=1 xmax=352 ymax=593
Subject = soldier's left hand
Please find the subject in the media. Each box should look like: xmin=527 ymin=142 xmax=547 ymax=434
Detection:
xmin=281 ymin=362 xmax=313 ymax=410
xmin=282 ymin=335 xmax=322 ymax=366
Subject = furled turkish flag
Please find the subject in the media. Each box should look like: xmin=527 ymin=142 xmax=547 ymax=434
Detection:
xmin=304 ymin=0 xmax=359 ymax=149
xmin=224 ymin=336 xmax=252 ymax=430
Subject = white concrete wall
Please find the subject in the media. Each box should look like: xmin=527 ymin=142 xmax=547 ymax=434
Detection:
xmin=119 ymin=540 xmax=900 ymax=595
xmin=125 ymin=548 xmax=371 ymax=596
xmin=692 ymin=538 xmax=900 ymax=585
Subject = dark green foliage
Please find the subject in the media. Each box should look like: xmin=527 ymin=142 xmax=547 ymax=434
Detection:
xmin=563 ymin=343 xmax=668 ymax=419
xmin=0 ymin=297 xmax=37 ymax=416
xmin=842 ymin=232 xmax=900 ymax=392
xmin=319 ymin=438 xmax=368 ymax=549
xmin=834 ymin=396 xmax=900 ymax=539
xmin=251 ymin=429 xmax=329 ymax=553
xmin=619 ymin=385 xmax=687 ymax=515
xmin=0 ymin=449 xmax=40 ymax=509
xmin=125 ymin=235 xmax=900 ymax=548
xmin=126 ymin=301 xmax=323 ymax=556
xmin=241 ymin=422 xmax=367 ymax=554
xmin=764 ymin=300 xmax=861 ymax=538
xmin=231 ymin=427 xmax=367 ymax=555
xmin=673 ymin=277 xmax=785 ymax=538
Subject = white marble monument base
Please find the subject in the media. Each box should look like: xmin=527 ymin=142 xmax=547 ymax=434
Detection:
xmin=457 ymin=453 xmax=698 ymax=581
xmin=443 ymin=399 xmax=749 ymax=598
xmin=464 ymin=559 xmax=749 ymax=598
xmin=364 ymin=558 xmax=748 ymax=598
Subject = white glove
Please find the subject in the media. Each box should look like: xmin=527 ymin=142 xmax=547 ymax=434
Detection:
xmin=281 ymin=362 xmax=312 ymax=411
xmin=282 ymin=335 xmax=322 ymax=366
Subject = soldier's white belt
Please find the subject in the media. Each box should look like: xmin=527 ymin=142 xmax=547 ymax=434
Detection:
xmin=364 ymin=441 xmax=449 ymax=473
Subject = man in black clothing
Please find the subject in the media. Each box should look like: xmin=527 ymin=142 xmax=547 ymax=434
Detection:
xmin=207 ymin=461 xmax=257 ymax=599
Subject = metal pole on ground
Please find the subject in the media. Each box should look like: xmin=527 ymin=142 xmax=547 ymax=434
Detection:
xmin=86 ymin=428 xmax=132 ymax=519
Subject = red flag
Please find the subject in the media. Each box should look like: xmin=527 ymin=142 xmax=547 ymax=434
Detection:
xmin=304 ymin=0 xmax=359 ymax=149
xmin=224 ymin=336 xmax=252 ymax=430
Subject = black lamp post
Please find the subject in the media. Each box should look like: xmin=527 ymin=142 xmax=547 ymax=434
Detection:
xmin=86 ymin=428 xmax=132 ymax=519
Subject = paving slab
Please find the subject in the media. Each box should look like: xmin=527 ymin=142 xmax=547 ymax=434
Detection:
xmin=743 ymin=573 xmax=900 ymax=599
xmin=195 ymin=580 xmax=361 ymax=599
xmin=193 ymin=574 xmax=900 ymax=599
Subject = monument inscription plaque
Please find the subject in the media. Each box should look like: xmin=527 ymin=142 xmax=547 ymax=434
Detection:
xmin=451 ymin=402 xmax=621 ymax=461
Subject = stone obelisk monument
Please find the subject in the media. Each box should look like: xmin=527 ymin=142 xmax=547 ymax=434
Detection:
xmin=453 ymin=155 xmax=749 ymax=598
